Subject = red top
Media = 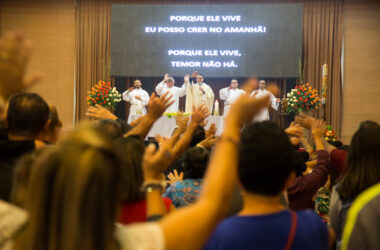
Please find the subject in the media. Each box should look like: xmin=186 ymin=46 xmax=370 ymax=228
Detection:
xmin=330 ymin=148 xmax=348 ymax=180
xmin=118 ymin=198 xmax=172 ymax=225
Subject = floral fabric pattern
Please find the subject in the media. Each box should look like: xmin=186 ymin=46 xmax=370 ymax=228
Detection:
xmin=163 ymin=179 xmax=202 ymax=207
xmin=315 ymin=186 xmax=331 ymax=224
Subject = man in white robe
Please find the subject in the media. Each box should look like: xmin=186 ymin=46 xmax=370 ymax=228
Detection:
xmin=219 ymin=79 xmax=246 ymax=117
xmin=155 ymin=74 xmax=186 ymax=113
xmin=251 ymin=80 xmax=280 ymax=122
xmin=122 ymin=79 xmax=150 ymax=123
xmin=184 ymin=72 xmax=214 ymax=113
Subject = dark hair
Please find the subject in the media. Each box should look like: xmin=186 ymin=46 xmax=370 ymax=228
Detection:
xmin=182 ymin=147 xmax=209 ymax=179
xmin=359 ymin=120 xmax=379 ymax=130
xmin=294 ymin=151 xmax=308 ymax=176
xmin=98 ymin=119 xmax=124 ymax=140
xmin=239 ymin=121 xmax=298 ymax=196
xmin=337 ymin=127 xmax=380 ymax=201
xmin=116 ymin=136 xmax=145 ymax=202
xmin=189 ymin=126 xmax=205 ymax=147
xmin=7 ymin=93 xmax=49 ymax=137
xmin=328 ymin=140 xmax=343 ymax=149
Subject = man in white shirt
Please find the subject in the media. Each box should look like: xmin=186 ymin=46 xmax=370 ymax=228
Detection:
xmin=155 ymin=74 xmax=186 ymax=113
xmin=219 ymin=79 xmax=246 ymax=117
xmin=122 ymin=79 xmax=150 ymax=123
xmin=251 ymin=80 xmax=280 ymax=122
xmin=184 ymin=72 xmax=214 ymax=113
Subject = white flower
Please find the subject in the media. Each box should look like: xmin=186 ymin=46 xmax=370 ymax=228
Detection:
xmin=291 ymin=104 xmax=294 ymax=107
xmin=287 ymin=93 xmax=291 ymax=97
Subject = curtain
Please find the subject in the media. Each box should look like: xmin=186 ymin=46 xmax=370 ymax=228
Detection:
xmin=75 ymin=0 xmax=343 ymax=134
xmin=303 ymin=0 xmax=343 ymax=135
xmin=75 ymin=0 xmax=111 ymax=122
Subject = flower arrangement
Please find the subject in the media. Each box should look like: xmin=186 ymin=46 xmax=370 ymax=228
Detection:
xmin=87 ymin=81 xmax=122 ymax=110
xmin=286 ymin=83 xmax=321 ymax=113
xmin=164 ymin=112 xmax=191 ymax=118
xmin=325 ymin=125 xmax=338 ymax=142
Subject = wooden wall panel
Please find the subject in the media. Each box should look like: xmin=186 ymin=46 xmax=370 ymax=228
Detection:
xmin=341 ymin=0 xmax=380 ymax=144
xmin=0 ymin=0 xmax=75 ymax=133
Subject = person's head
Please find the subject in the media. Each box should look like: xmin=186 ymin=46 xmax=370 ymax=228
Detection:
xmin=189 ymin=125 xmax=206 ymax=147
xmin=196 ymin=74 xmax=204 ymax=84
xmin=97 ymin=119 xmax=124 ymax=140
xmin=182 ymin=147 xmax=210 ymax=179
xmin=40 ymin=105 xmax=62 ymax=144
xmin=231 ymin=79 xmax=238 ymax=89
xmin=359 ymin=120 xmax=379 ymax=130
xmin=7 ymin=93 xmax=49 ymax=138
xmin=116 ymin=136 xmax=145 ymax=203
xmin=239 ymin=121 xmax=298 ymax=196
xmin=134 ymin=79 xmax=142 ymax=89
xmin=166 ymin=77 xmax=175 ymax=88
xmin=337 ymin=126 xmax=380 ymax=201
xmin=15 ymin=124 xmax=122 ymax=250
xmin=259 ymin=80 xmax=266 ymax=90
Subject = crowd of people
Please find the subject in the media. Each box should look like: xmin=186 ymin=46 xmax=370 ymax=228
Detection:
xmin=1 ymin=31 xmax=380 ymax=250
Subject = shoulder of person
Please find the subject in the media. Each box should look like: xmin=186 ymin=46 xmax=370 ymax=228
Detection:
xmin=0 ymin=200 xmax=28 ymax=247
xmin=115 ymin=222 xmax=164 ymax=250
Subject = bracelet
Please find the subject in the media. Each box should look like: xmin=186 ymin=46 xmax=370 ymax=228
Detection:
xmin=147 ymin=214 xmax=164 ymax=222
xmin=218 ymin=135 xmax=240 ymax=145
xmin=141 ymin=180 xmax=166 ymax=193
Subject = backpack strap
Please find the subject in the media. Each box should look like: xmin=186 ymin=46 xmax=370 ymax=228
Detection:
xmin=284 ymin=211 xmax=298 ymax=250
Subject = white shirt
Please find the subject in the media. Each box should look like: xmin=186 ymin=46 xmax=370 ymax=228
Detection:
xmin=116 ymin=222 xmax=164 ymax=250
xmin=219 ymin=87 xmax=246 ymax=116
xmin=184 ymin=81 xmax=215 ymax=114
xmin=122 ymin=88 xmax=150 ymax=122
xmin=251 ymin=89 xmax=279 ymax=122
xmin=155 ymin=81 xmax=186 ymax=113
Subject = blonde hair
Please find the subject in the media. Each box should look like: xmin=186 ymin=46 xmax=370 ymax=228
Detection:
xmin=14 ymin=124 xmax=122 ymax=250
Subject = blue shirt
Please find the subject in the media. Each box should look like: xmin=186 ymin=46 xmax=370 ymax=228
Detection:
xmin=163 ymin=179 xmax=202 ymax=207
xmin=204 ymin=210 xmax=328 ymax=250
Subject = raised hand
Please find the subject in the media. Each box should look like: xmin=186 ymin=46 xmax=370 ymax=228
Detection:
xmin=163 ymin=73 xmax=169 ymax=82
xmin=167 ymin=169 xmax=184 ymax=185
xmin=175 ymin=112 xmax=189 ymax=133
xmin=311 ymin=119 xmax=326 ymax=139
xmin=191 ymin=71 xmax=198 ymax=78
xmin=0 ymin=32 xmax=42 ymax=99
xmin=191 ymin=104 xmax=209 ymax=125
xmin=295 ymin=113 xmax=316 ymax=129
xmin=147 ymin=92 xmax=174 ymax=119
xmin=85 ymin=104 xmax=117 ymax=120
xmin=227 ymin=78 xmax=279 ymax=127
xmin=129 ymin=115 xmax=145 ymax=127
xmin=184 ymin=74 xmax=190 ymax=83
xmin=285 ymin=122 xmax=304 ymax=138
xmin=142 ymin=137 xmax=176 ymax=181
xmin=205 ymin=123 xmax=217 ymax=138
xmin=197 ymin=135 xmax=217 ymax=149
